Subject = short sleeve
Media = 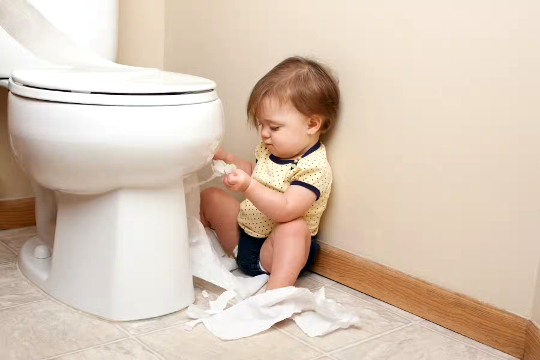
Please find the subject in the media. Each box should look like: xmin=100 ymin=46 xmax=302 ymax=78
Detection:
xmin=290 ymin=167 xmax=332 ymax=200
xmin=254 ymin=142 xmax=267 ymax=162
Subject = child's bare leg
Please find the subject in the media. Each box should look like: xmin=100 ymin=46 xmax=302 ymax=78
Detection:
xmin=200 ymin=187 xmax=240 ymax=254
xmin=260 ymin=218 xmax=311 ymax=290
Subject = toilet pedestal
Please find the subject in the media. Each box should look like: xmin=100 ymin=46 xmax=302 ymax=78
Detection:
xmin=19 ymin=182 xmax=194 ymax=321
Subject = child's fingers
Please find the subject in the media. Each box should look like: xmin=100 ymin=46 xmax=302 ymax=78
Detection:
xmin=227 ymin=173 xmax=239 ymax=185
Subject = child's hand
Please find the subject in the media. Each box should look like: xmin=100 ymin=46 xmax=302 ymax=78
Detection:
xmin=223 ymin=169 xmax=252 ymax=192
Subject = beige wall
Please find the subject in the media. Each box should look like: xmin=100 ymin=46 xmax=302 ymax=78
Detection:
xmin=117 ymin=0 xmax=165 ymax=69
xmin=0 ymin=88 xmax=33 ymax=199
xmin=164 ymin=0 xmax=540 ymax=317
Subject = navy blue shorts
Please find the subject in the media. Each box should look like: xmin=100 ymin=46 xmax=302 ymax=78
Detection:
xmin=236 ymin=227 xmax=320 ymax=277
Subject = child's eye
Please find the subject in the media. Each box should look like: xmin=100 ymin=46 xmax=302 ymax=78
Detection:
xmin=270 ymin=126 xmax=280 ymax=131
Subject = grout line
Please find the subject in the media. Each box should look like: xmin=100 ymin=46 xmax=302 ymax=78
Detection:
xmin=0 ymin=298 xmax=47 ymax=312
xmin=273 ymin=325 xmax=327 ymax=358
xmin=40 ymin=337 xmax=129 ymax=360
xmin=132 ymin=337 xmax=168 ymax=360
xmin=0 ymin=240 xmax=18 ymax=257
xmin=0 ymin=239 xmax=21 ymax=255
xmin=132 ymin=320 xmax=193 ymax=338
xmin=326 ymin=322 xmax=415 ymax=356
xmin=417 ymin=321 xmax=516 ymax=360
xmin=114 ymin=324 xmax=134 ymax=338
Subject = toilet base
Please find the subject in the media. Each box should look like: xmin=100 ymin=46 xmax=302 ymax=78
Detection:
xmin=19 ymin=183 xmax=194 ymax=321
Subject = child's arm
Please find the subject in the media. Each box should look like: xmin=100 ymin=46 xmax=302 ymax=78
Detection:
xmin=214 ymin=148 xmax=256 ymax=176
xmin=223 ymin=169 xmax=316 ymax=223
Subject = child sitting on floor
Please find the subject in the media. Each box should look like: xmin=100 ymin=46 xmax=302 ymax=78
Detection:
xmin=200 ymin=56 xmax=340 ymax=290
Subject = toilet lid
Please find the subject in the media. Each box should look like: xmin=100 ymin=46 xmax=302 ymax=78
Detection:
xmin=8 ymin=66 xmax=218 ymax=106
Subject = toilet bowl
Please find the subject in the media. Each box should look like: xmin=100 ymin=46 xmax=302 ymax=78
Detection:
xmin=7 ymin=66 xmax=224 ymax=321
xmin=1 ymin=0 xmax=225 ymax=320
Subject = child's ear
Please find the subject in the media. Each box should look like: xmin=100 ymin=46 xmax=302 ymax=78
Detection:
xmin=307 ymin=115 xmax=323 ymax=135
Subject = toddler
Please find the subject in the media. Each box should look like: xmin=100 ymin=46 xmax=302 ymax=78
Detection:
xmin=200 ymin=56 xmax=339 ymax=290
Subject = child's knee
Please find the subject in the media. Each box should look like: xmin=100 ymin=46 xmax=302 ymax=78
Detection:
xmin=201 ymin=187 xmax=226 ymax=206
xmin=278 ymin=218 xmax=309 ymax=237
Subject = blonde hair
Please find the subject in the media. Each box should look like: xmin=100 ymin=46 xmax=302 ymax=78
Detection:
xmin=247 ymin=56 xmax=340 ymax=133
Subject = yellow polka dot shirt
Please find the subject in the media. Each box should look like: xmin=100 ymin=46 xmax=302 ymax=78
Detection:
xmin=237 ymin=141 xmax=332 ymax=238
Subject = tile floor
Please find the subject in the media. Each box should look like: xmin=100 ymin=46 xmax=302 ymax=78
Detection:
xmin=0 ymin=227 xmax=519 ymax=360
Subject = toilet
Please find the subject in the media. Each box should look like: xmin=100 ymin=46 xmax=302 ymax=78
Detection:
xmin=1 ymin=0 xmax=224 ymax=320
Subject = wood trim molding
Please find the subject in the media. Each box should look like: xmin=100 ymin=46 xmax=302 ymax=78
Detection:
xmin=0 ymin=197 xmax=35 ymax=230
xmin=525 ymin=321 xmax=540 ymax=360
xmin=313 ymin=243 xmax=528 ymax=359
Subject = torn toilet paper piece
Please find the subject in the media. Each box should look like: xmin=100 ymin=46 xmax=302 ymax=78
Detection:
xmin=185 ymin=286 xmax=374 ymax=340
xmin=212 ymin=160 xmax=237 ymax=175
xmin=183 ymin=160 xmax=237 ymax=194
xmin=189 ymin=216 xmax=269 ymax=300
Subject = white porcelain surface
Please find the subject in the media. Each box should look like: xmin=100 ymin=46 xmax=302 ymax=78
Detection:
xmin=0 ymin=0 xmax=118 ymax=78
xmin=9 ymin=95 xmax=224 ymax=193
xmin=8 ymin=84 xmax=223 ymax=321
xmin=11 ymin=67 xmax=216 ymax=95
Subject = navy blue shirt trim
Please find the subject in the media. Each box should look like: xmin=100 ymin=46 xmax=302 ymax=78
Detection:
xmin=269 ymin=142 xmax=321 ymax=165
xmin=291 ymin=181 xmax=321 ymax=200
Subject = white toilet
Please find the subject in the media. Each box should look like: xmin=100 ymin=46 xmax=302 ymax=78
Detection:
xmin=1 ymin=0 xmax=224 ymax=320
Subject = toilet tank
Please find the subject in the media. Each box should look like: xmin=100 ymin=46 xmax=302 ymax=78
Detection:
xmin=0 ymin=0 xmax=119 ymax=78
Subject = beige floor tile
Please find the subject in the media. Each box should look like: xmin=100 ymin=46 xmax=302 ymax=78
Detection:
xmin=294 ymin=275 xmax=327 ymax=290
xmin=303 ymin=272 xmax=338 ymax=287
xmin=0 ymin=300 xmax=126 ymax=360
xmin=0 ymin=262 xmax=44 ymax=309
xmin=332 ymin=324 xmax=502 ymax=360
xmin=0 ymin=227 xmax=37 ymax=240
xmin=0 ymin=263 xmax=22 ymax=285
xmin=0 ymin=278 xmax=45 ymax=309
xmin=1 ymin=236 xmax=30 ymax=254
xmin=419 ymin=321 xmax=519 ymax=360
xmin=51 ymin=339 xmax=161 ymax=360
xmin=193 ymin=277 xmax=228 ymax=297
xmin=0 ymin=242 xmax=17 ymax=265
xmin=332 ymin=283 xmax=423 ymax=321
xmin=275 ymin=287 xmax=410 ymax=352
xmin=139 ymin=324 xmax=323 ymax=360
xmin=120 ymin=287 xmax=219 ymax=336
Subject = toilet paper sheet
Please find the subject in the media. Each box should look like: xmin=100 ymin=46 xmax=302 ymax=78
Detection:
xmin=184 ymin=169 xmax=364 ymax=340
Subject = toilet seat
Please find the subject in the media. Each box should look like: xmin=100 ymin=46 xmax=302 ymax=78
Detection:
xmin=8 ymin=67 xmax=218 ymax=106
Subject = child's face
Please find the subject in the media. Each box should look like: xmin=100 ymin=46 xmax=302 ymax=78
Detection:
xmin=257 ymin=98 xmax=316 ymax=159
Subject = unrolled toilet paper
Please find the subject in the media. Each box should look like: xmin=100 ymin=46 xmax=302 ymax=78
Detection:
xmin=184 ymin=166 xmax=365 ymax=340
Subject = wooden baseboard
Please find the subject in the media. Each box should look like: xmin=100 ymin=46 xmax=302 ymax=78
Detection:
xmin=313 ymin=243 xmax=528 ymax=359
xmin=525 ymin=321 xmax=540 ymax=360
xmin=0 ymin=197 xmax=35 ymax=230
